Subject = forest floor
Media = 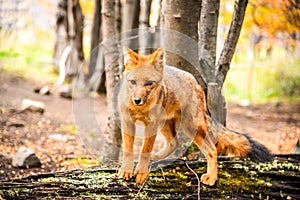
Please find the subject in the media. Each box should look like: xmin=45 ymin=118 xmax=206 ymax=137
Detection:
xmin=0 ymin=69 xmax=299 ymax=181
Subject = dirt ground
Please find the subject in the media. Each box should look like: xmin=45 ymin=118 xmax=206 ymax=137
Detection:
xmin=0 ymin=70 xmax=299 ymax=181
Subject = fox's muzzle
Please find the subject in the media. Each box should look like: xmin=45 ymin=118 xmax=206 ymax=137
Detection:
xmin=131 ymin=87 xmax=149 ymax=106
xmin=132 ymin=97 xmax=143 ymax=106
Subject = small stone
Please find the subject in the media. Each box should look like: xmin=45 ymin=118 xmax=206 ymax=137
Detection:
xmin=58 ymin=84 xmax=72 ymax=99
xmin=0 ymin=152 xmax=12 ymax=159
xmin=12 ymin=147 xmax=42 ymax=168
xmin=7 ymin=121 xmax=25 ymax=127
xmin=21 ymin=99 xmax=45 ymax=113
xmin=39 ymin=85 xmax=51 ymax=95
xmin=48 ymin=133 xmax=68 ymax=142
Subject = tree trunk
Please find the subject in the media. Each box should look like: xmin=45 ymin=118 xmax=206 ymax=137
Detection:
xmin=88 ymin=0 xmax=106 ymax=93
xmin=160 ymin=0 xmax=205 ymax=88
xmin=88 ymin=0 xmax=102 ymax=78
xmin=101 ymin=0 xmax=122 ymax=162
xmin=68 ymin=0 xmax=85 ymax=77
xmin=160 ymin=0 xmax=204 ymax=158
xmin=96 ymin=0 xmax=122 ymax=94
xmin=198 ymin=0 xmax=226 ymax=125
xmin=87 ymin=0 xmax=122 ymax=93
xmin=198 ymin=0 xmax=219 ymax=83
xmin=138 ymin=0 xmax=152 ymax=54
xmin=198 ymin=0 xmax=247 ymax=126
xmin=53 ymin=0 xmax=84 ymax=82
xmin=216 ymin=0 xmax=248 ymax=87
xmin=122 ymin=0 xmax=140 ymax=49
xmin=115 ymin=0 xmax=122 ymax=34
xmin=53 ymin=0 xmax=68 ymax=67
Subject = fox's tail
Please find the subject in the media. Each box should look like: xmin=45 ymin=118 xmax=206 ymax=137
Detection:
xmin=209 ymin=116 xmax=274 ymax=162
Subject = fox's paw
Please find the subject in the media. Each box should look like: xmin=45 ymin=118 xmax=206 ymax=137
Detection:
xmin=201 ymin=173 xmax=217 ymax=186
xmin=135 ymin=172 xmax=148 ymax=184
xmin=118 ymin=168 xmax=133 ymax=180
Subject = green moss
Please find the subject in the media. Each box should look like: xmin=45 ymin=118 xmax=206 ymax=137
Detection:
xmin=0 ymin=187 xmax=33 ymax=199
xmin=255 ymin=160 xmax=300 ymax=173
xmin=147 ymin=161 xmax=273 ymax=199
xmin=217 ymin=169 xmax=271 ymax=198
xmin=1 ymin=158 xmax=298 ymax=199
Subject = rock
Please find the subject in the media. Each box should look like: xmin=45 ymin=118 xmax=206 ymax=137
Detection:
xmin=7 ymin=121 xmax=25 ymax=127
xmin=58 ymin=84 xmax=72 ymax=99
xmin=0 ymin=152 xmax=12 ymax=160
xmin=12 ymin=147 xmax=42 ymax=168
xmin=34 ymin=85 xmax=51 ymax=95
xmin=48 ymin=133 xmax=68 ymax=142
xmin=39 ymin=85 xmax=51 ymax=95
xmin=21 ymin=99 xmax=45 ymax=113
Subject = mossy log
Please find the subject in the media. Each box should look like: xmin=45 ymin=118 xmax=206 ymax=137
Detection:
xmin=0 ymin=155 xmax=299 ymax=199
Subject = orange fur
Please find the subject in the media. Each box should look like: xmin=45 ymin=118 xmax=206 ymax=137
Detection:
xmin=117 ymin=47 xmax=272 ymax=186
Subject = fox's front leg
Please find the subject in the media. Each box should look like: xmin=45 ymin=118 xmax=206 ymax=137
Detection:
xmin=135 ymin=125 xmax=157 ymax=184
xmin=118 ymin=120 xmax=135 ymax=180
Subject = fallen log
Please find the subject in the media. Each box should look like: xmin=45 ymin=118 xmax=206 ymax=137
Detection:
xmin=0 ymin=155 xmax=299 ymax=199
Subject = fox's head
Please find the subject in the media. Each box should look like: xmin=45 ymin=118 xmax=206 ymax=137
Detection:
xmin=123 ymin=47 xmax=165 ymax=106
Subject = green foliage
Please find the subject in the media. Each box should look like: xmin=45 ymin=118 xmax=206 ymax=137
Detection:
xmin=220 ymin=0 xmax=300 ymax=103
xmin=224 ymin=48 xmax=300 ymax=103
xmin=273 ymin=59 xmax=300 ymax=99
xmin=0 ymin=29 xmax=57 ymax=83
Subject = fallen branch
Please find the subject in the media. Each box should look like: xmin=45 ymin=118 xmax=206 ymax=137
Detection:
xmin=0 ymin=155 xmax=299 ymax=199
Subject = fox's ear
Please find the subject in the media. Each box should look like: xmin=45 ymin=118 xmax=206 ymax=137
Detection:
xmin=148 ymin=48 xmax=165 ymax=73
xmin=123 ymin=46 xmax=139 ymax=71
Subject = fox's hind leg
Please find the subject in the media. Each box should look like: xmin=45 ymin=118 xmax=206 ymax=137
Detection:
xmin=151 ymin=119 xmax=178 ymax=160
xmin=200 ymin=144 xmax=218 ymax=186
xmin=181 ymin=114 xmax=218 ymax=186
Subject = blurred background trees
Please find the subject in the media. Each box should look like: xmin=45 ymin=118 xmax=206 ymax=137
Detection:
xmin=1 ymin=0 xmax=299 ymax=101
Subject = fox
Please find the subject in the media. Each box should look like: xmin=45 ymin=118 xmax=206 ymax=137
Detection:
xmin=118 ymin=47 xmax=274 ymax=186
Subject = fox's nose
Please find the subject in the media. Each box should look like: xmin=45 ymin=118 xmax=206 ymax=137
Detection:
xmin=133 ymin=98 xmax=142 ymax=105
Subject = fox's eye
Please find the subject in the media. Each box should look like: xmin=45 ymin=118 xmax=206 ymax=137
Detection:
xmin=145 ymin=80 xmax=154 ymax=86
xmin=130 ymin=80 xmax=136 ymax=85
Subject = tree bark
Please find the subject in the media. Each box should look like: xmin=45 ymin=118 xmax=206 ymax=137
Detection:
xmin=160 ymin=0 xmax=205 ymax=88
xmin=88 ymin=0 xmax=102 ymax=78
xmin=198 ymin=0 xmax=220 ymax=83
xmin=122 ymin=0 xmax=140 ymax=49
xmin=53 ymin=0 xmax=68 ymax=67
xmin=101 ymin=0 xmax=122 ymax=161
xmin=138 ymin=0 xmax=152 ymax=54
xmin=216 ymin=0 xmax=248 ymax=87
xmin=199 ymin=0 xmax=248 ymax=125
xmin=67 ymin=0 xmax=85 ymax=77
xmin=198 ymin=0 xmax=225 ymax=125
xmin=53 ymin=0 xmax=84 ymax=79
xmin=115 ymin=0 xmax=122 ymax=34
xmin=87 ymin=0 xmax=122 ymax=93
